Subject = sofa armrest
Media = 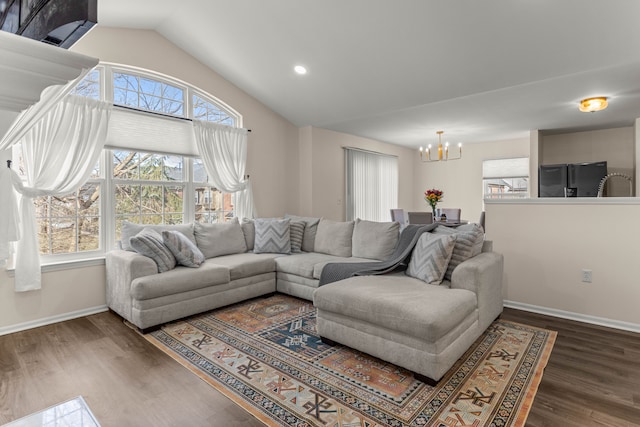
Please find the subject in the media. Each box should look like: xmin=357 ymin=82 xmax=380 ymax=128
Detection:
xmin=106 ymin=250 xmax=157 ymax=321
xmin=450 ymin=252 xmax=504 ymax=330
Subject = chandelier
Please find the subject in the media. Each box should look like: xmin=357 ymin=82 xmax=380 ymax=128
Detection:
xmin=419 ymin=131 xmax=462 ymax=162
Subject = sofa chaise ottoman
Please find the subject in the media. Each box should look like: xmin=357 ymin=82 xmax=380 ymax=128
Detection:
xmin=314 ymin=230 xmax=503 ymax=384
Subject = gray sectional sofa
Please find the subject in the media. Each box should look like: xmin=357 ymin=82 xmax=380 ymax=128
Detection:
xmin=105 ymin=215 xmax=503 ymax=384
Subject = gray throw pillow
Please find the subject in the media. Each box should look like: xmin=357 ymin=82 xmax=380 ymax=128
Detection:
xmin=162 ymin=230 xmax=205 ymax=268
xmin=289 ymin=220 xmax=306 ymax=253
xmin=194 ymin=218 xmax=248 ymax=258
xmin=314 ymin=219 xmax=354 ymax=258
xmin=351 ymin=218 xmax=400 ymax=260
xmin=254 ymin=218 xmax=291 ymax=254
xmin=406 ymin=233 xmax=456 ymax=285
xmin=129 ymin=228 xmax=176 ymax=273
xmin=285 ymin=214 xmax=320 ymax=252
xmin=120 ymin=221 xmax=196 ymax=252
xmin=432 ymin=223 xmax=485 ymax=281
xmin=240 ymin=218 xmax=255 ymax=251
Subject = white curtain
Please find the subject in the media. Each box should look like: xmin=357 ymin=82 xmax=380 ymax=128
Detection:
xmin=345 ymin=148 xmax=398 ymax=222
xmin=192 ymin=120 xmax=256 ymax=220
xmin=9 ymin=95 xmax=112 ymax=291
xmin=0 ymin=69 xmax=93 ymax=151
xmin=0 ymin=167 xmax=20 ymax=267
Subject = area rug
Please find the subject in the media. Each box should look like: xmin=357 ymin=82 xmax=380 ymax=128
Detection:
xmin=145 ymin=294 xmax=556 ymax=427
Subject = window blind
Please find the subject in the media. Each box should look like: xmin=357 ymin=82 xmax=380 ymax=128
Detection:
xmin=482 ymin=157 xmax=529 ymax=179
xmin=106 ymin=108 xmax=198 ymax=156
xmin=345 ymin=148 xmax=398 ymax=222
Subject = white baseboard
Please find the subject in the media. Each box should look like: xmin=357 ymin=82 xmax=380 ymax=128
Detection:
xmin=504 ymin=300 xmax=640 ymax=334
xmin=0 ymin=305 xmax=109 ymax=336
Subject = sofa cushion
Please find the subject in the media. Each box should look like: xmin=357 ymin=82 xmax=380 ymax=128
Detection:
xmin=162 ymin=230 xmax=205 ymax=268
xmin=121 ymin=221 xmax=195 ymax=252
xmin=195 ymin=218 xmax=247 ymax=258
xmin=351 ymin=219 xmax=399 ymax=261
xmin=314 ymin=219 xmax=354 ymax=257
xmin=285 ymin=214 xmax=320 ymax=252
xmin=130 ymin=261 xmax=230 ymax=300
xmin=313 ymin=275 xmax=477 ymax=342
xmin=240 ymin=218 xmax=255 ymax=251
xmin=432 ymin=223 xmax=484 ymax=281
xmin=289 ymin=220 xmax=306 ymax=253
xmin=406 ymin=233 xmax=456 ymax=285
xmin=207 ymin=253 xmax=281 ymax=280
xmin=254 ymin=218 xmax=291 ymax=254
xmin=275 ymin=253 xmax=347 ymax=278
xmin=129 ymin=228 xmax=176 ymax=273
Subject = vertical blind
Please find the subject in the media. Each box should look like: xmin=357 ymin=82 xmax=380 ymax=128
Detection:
xmin=345 ymin=148 xmax=398 ymax=222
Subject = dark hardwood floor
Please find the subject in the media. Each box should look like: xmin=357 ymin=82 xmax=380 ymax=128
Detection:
xmin=1 ymin=307 xmax=639 ymax=426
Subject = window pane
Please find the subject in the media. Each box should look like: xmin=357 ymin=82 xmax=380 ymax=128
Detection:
xmin=78 ymin=217 xmax=100 ymax=252
xmin=78 ymin=184 xmax=101 ymax=216
xmin=113 ymin=151 xmax=139 ymax=179
xmin=193 ymin=94 xmax=234 ymax=125
xmin=50 ymin=218 xmax=77 ymax=254
xmin=115 ymin=215 xmax=140 ymax=242
xmin=193 ymin=158 xmax=208 ymax=183
xmin=141 ymin=215 xmax=162 ymax=225
xmin=164 ymin=214 xmax=183 ymax=225
xmin=164 ymin=186 xmax=184 ymax=213
xmin=141 ymin=185 xmax=164 ymax=215
xmin=72 ymin=69 xmax=101 ymax=100
xmin=114 ymin=72 xmax=185 ymax=117
xmin=139 ymin=153 xmax=163 ymax=180
xmin=164 ymin=156 xmax=183 ymax=181
xmin=115 ymin=185 xmax=141 ymax=214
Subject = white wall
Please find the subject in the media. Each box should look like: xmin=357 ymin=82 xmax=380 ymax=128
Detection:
xmin=540 ymin=127 xmax=635 ymax=197
xmin=300 ymin=127 xmax=416 ymax=221
xmin=413 ymin=137 xmax=530 ymax=223
xmin=486 ymin=199 xmax=640 ymax=329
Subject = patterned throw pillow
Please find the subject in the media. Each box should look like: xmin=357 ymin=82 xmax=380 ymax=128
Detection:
xmin=254 ymin=218 xmax=291 ymax=254
xmin=289 ymin=220 xmax=306 ymax=253
xmin=432 ymin=223 xmax=484 ymax=281
xmin=406 ymin=233 xmax=457 ymax=285
xmin=285 ymin=214 xmax=320 ymax=252
xmin=129 ymin=228 xmax=177 ymax=273
xmin=162 ymin=230 xmax=205 ymax=268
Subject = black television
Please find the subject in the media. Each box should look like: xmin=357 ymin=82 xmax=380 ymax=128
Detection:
xmin=568 ymin=161 xmax=607 ymax=197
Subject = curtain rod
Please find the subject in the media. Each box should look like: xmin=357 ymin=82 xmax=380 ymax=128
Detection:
xmin=114 ymin=105 xmax=251 ymax=132
xmin=342 ymin=146 xmax=398 ymax=158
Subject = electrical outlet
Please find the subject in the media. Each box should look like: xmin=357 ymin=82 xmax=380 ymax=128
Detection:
xmin=581 ymin=269 xmax=592 ymax=283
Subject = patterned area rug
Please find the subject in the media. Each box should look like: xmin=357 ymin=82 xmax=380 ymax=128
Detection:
xmin=145 ymin=294 xmax=556 ymax=427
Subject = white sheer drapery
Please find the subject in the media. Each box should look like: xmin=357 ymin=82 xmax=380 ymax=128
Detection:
xmin=0 ymin=168 xmax=20 ymax=267
xmin=192 ymin=121 xmax=256 ymax=220
xmin=345 ymin=148 xmax=398 ymax=222
xmin=0 ymin=68 xmax=93 ymax=151
xmin=9 ymin=95 xmax=112 ymax=291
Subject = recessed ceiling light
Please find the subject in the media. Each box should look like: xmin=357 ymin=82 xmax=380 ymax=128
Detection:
xmin=294 ymin=65 xmax=307 ymax=75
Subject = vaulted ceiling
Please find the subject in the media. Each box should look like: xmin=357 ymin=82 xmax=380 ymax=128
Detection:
xmin=98 ymin=0 xmax=640 ymax=147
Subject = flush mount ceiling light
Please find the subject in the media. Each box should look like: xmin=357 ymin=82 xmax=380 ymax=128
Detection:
xmin=294 ymin=65 xmax=307 ymax=75
xmin=579 ymin=97 xmax=608 ymax=113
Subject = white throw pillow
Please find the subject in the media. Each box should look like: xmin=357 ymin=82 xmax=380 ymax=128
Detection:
xmin=194 ymin=218 xmax=247 ymax=258
xmin=351 ymin=218 xmax=399 ymax=260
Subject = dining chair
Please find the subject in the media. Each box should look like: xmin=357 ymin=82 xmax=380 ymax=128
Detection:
xmin=407 ymin=211 xmax=433 ymax=225
xmin=390 ymin=209 xmax=408 ymax=229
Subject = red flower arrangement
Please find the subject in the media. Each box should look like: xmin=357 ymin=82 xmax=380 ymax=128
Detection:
xmin=424 ymin=189 xmax=443 ymax=216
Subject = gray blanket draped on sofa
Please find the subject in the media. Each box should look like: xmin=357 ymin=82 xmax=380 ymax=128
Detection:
xmin=318 ymin=223 xmax=436 ymax=286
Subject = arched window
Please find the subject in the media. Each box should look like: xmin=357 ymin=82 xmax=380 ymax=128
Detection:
xmin=19 ymin=64 xmax=243 ymax=263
